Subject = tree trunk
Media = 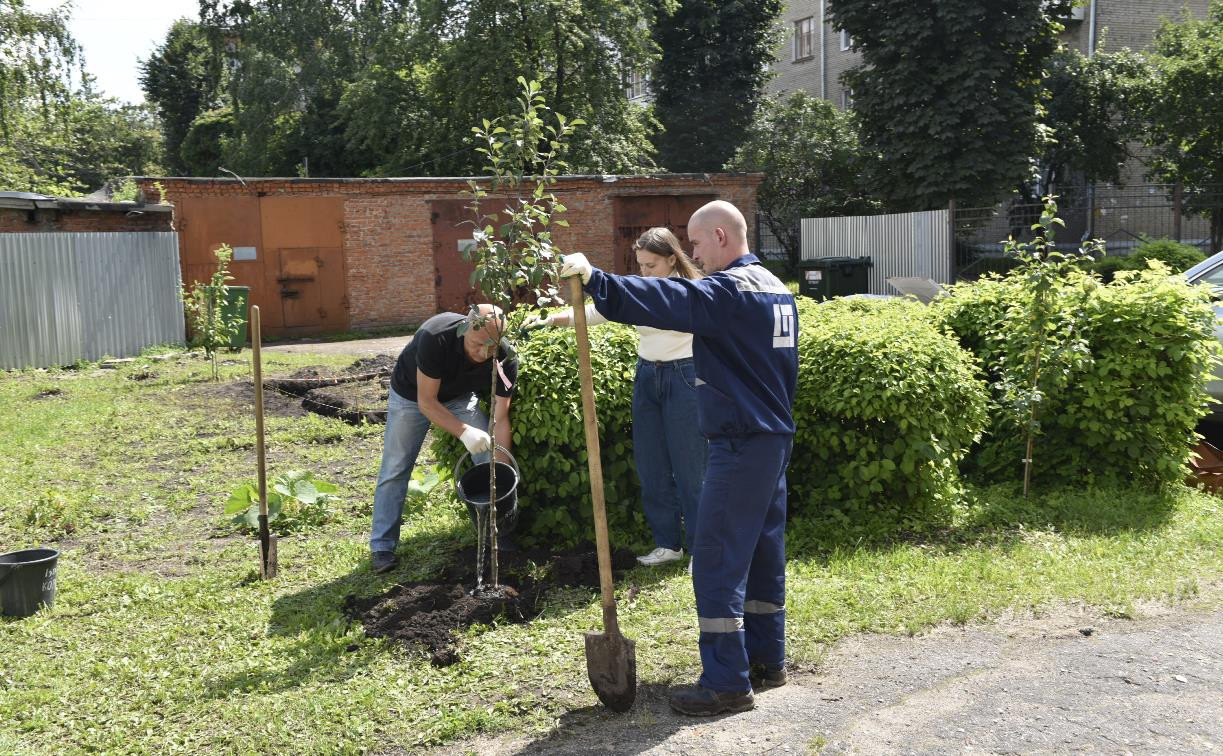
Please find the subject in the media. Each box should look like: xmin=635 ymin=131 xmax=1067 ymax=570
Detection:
xmin=487 ymin=334 xmax=499 ymax=588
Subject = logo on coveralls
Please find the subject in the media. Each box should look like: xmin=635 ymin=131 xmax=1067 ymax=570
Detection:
xmin=772 ymin=303 xmax=795 ymax=348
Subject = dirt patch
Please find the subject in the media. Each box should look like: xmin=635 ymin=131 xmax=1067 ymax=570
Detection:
xmin=344 ymin=354 xmax=397 ymax=374
xmin=33 ymin=387 xmax=65 ymax=399
xmin=345 ymin=547 xmax=636 ymax=667
xmin=303 ymin=380 xmax=388 ymax=425
xmin=128 ymin=369 xmax=158 ymax=382
xmin=195 ymin=378 xmax=310 ymax=418
xmin=346 ymin=583 xmax=541 ymax=667
xmin=266 ymin=356 xmax=395 ymax=398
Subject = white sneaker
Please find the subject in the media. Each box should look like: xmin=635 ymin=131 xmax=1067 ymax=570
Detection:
xmin=637 ymin=547 xmax=684 ymax=566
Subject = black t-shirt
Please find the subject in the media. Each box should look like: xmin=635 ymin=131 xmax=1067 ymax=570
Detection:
xmin=390 ymin=313 xmax=518 ymax=402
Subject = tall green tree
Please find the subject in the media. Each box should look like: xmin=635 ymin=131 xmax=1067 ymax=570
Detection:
xmin=1 ymin=0 xmax=81 ymax=193
xmin=725 ymin=91 xmax=879 ymax=267
xmin=140 ymin=19 xmax=224 ymax=175
xmin=827 ymin=0 xmax=1072 ymax=211
xmin=1032 ymin=48 xmax=1154 ymax=197
xmin=651 ymin=0 xmax=782 ymax=173
xmin=1145 ymin=1 xmax=1223 ymax=251
xmin=201 ymin=0 xmax=656 ymax=177
xmin=200 ymin=0 xmax=385 ymax=176
xmin=375 ymin=0 xmax=658 ymax=175
xmin=1 ymin=0 xmax=162 ymax=194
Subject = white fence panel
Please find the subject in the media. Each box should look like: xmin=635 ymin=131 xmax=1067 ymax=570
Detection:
xmin=0 ymin=232 xmax=185 ymax=369
xmin=800 ymin=209 xmax=952 ymax=295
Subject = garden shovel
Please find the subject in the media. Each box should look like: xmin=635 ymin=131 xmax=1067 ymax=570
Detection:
xmin=568 ymin=275 xmax=637 ymax=713
xmin=250 ymin=305 xmax=278 ymax=579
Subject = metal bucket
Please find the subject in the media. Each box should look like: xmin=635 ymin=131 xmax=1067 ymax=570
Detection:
xmin=454 ymin=445 xmax=520 ymax=535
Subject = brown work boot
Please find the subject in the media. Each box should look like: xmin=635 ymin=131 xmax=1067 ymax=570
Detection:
xmin=750 ymin=663 xmax=787 ymax=689
xmin=668 ymin=684 xmax=755 ymax=716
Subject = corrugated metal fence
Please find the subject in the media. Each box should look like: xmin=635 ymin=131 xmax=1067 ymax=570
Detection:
xmin=0 ymin=232 xmax=185 ymax=369
xmin=800 ymin=209 xmax=953 ymax=295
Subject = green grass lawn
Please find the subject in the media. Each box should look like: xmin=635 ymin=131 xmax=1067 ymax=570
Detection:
xmin=2 ymin=349 xmax=1221 ymax=753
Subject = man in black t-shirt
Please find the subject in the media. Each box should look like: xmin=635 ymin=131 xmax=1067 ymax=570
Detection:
xmin=370 ymin=304 xmax=518 ymax=573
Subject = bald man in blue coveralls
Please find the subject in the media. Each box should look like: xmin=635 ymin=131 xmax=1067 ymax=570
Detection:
xmin=560 ymin=200 xmax=798 ymax=716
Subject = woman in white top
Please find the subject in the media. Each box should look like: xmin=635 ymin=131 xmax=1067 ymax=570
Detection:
xmin=528 ymin=228 xmax=707 ymax=566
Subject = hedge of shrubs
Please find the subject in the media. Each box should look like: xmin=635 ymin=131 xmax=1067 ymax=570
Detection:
xmin=789 ymin=297 xmax=988 ymax=529
xmin=434 ymin=297 xmax=989 ymax=547
xmin=934 ymin=264 xmax=1219 ymax=486
xmin=1088 ymin=237 xmax=1206 ymax=282
xmin=431 ymin=264 xmax=1217 ymax=547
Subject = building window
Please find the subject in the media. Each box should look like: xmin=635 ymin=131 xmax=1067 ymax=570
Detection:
xmin=625 ymin=69 xmax=649 ymax=100
xmin=841 ymin=87 xmax=855 ymax=109
xmin=794 ymin=17 xmax=815 ymax=61
xmin=840 ymin=29 xmax=853 ymax=51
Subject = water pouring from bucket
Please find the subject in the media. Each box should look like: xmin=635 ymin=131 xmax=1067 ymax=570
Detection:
xmin=454 ymin=446 xmax=520 ymax=591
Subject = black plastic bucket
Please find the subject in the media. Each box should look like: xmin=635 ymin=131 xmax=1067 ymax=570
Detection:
xmin=0 ymin=548 xmax=59 ymax=618
xmin=454 ymin=446 xmax=520 ymax=534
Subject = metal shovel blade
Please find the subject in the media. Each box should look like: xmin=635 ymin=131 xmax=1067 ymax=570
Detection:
xmin=584 ymin=630 xmax=637 ymax=712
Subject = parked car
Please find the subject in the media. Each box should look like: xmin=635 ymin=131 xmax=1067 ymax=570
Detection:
xmin=1183 ymin=250 xmax=1223 ymax=408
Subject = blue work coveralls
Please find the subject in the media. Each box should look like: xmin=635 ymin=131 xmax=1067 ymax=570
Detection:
xmin=583 ymin=254 xmax=799 ymax=692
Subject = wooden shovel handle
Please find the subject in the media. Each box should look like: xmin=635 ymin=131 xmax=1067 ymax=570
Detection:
xmin=251 ymin=305 xmax=268 ymax=519
xmin=569 ymin=275 xmax=620 ymax=636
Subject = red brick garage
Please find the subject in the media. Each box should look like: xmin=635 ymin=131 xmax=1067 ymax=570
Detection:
xmin=139 ymin=174 xmax=761 ymax=338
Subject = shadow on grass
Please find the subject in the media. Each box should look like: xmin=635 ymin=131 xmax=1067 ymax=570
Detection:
xmin=786 ymin=481 xmax=1182 ymax=563
xmin=202 ymin=517 xmax=677 ymax=700
xmin=201 ymin=523 xmax=468 ymax=700
xmin=506 ymin=682 xmax=728 ymax=755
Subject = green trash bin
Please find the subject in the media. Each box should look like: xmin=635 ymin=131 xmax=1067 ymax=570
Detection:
xmin=220 ymin=286 xmax=250 ymax=349
xmin=797 ymin=257 xmax=873 ymax=301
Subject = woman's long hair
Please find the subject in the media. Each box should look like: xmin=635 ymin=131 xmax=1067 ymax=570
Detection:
xmin=634 ymin=227 xmax=703 ymax=280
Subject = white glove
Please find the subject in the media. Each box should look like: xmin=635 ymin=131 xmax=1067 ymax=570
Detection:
xmin=559 ymin=253 xmax=593 ymax=284
xmin=459 ymin=425 xmax=492 ymax=454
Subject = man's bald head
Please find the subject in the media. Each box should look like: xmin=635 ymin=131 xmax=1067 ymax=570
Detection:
xmin=463 ymin=303 xmax=505 ymax=363
xmin=687 ymin=200 xmax=750 ymax=273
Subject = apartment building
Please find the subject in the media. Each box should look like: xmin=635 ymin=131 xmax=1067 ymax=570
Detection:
xmin=767 ymin=1 xmax=1211 ymax=108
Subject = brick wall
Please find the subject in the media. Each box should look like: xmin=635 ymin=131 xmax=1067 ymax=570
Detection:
xmin=343 ymin=194 xmax=437 ymax=327
xmin=0 ymin=206 xmax=172 ymax=233
xmin=140 ymin=174 xmax=761 ymax=331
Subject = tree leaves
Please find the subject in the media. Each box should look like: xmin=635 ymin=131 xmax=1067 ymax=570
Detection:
xmin=828 ymin=0 xmax=1073 ymax=210
xmin=725 ymin=91 xmax=881 ymax=267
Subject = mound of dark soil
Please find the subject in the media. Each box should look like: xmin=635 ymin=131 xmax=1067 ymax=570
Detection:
xmin=344 ymin=583 xmax=542 ymax=666
xmin=302 ymin=380 xmax=388 ymax=425
xmin=268 ymin=356 xmax=396 ymax=397
xmin=345 ymin=546 xmax=638 ymax=666
xmin=344 ymin=354 xmax=396 ymax=375
xmin=196 ymin=378 xmax=308 ymax=418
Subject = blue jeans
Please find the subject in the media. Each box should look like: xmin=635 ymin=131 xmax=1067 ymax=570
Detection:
xmin=633 ymin=358 xmax=708 ymax=552
xmin=370 ymin=387 xmax=489 ymax=553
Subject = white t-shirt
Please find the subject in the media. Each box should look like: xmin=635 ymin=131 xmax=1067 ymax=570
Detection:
xmin=580 ymin=303 xmax=693 ymax=362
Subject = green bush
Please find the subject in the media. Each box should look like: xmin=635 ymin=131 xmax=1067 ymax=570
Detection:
xmin=1088 ymin=254 xmax=1135 ymax=283
xmin=1134 ymin=237 xmax=1207 ymax=271
xmin=935 ymin=266 xmax=1219 ymax=486
xmin=432 ymin=297 xmax=990 ymax=547
xmin=1090 ymin=237 xmax=1206 ymax=282
xmin=432 ymin=321 xmax=649 ymax=549
xmin=790 ymin=297 xmax=989 ymax=531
